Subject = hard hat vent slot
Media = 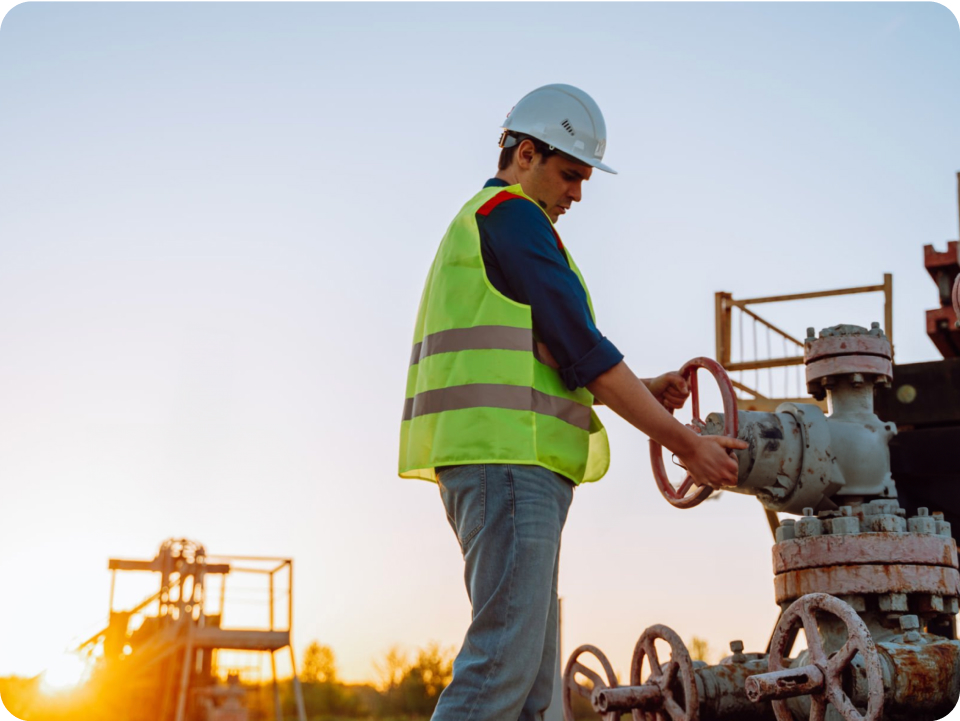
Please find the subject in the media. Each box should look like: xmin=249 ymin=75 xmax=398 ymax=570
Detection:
xmin=561 ymin=119 xmax=575 ymax=136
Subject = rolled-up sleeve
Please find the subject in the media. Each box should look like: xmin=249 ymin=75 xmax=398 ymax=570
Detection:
xmin=558 ymin=335 xmax=623 ymax=390
xmin=479 ymin=198 xmax=624 ymax=390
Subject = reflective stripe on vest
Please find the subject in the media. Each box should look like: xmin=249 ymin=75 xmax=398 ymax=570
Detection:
xmin=402 ymin=384 xmax=592 ymax=431
xmin=409 ymin=325 xmax=536 ymax=366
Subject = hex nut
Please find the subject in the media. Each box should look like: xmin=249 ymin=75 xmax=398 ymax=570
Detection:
xmin=900 ymin=615 xmax=920 ymax=631
xmin=776 ymin=519 xmax=796 ymax=543
xmin=879 ymin=594 xmax=909 ymax=612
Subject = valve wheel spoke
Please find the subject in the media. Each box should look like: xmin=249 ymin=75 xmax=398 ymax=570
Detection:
xmin=662 ymin=661 xmax=679 ymax=689
xmin=572 ymin=662 xmax=605 ymax=693
xmin=800 ymin=609 xmax=826 ymax=664
xmin=644 ymin=639 xmax=663 ymax=678
xmin=827 ymin=639 xmax=859 ymax=676
xmin=663 ymin=695 xmax=686 ymax=721
xmin=809 ymin=694 xmax=827 ymax=721
xmin=828 ymin=685 xmax=866 ymax=721
xmin=677 ymin=477 xmax=696 ymax=496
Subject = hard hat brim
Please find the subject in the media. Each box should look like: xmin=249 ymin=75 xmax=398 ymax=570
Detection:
xmin=569 ymin=153 xmax=616 ymax=175
xmin=587 ymin=159 xmax=617 ymax=175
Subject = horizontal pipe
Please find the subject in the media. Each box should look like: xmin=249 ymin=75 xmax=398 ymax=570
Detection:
xmin=726 ymin=356 xmax=805 ymax=372
xmin=593 ymin=684 xmax=662 ymax=712
xmin=733 ymin=284 xmax=885 ymax=306
xmin=745 ymin=664 xmax=824 ymax=702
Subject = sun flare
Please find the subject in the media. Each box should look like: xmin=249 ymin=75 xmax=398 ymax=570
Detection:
xmin=39 ymin=654 xmax=88 ymax=694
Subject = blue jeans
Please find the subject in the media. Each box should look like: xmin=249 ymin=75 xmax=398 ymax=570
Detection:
xmin=432 ymin=464 xmax=574 ymax=721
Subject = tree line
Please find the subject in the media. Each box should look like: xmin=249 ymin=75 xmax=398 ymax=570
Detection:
xmin=268 ymin=641 xmax=454 ymax=720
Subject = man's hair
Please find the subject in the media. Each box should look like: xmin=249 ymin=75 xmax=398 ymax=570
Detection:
xmin=498 ymin=134 xmax=559 ymax=171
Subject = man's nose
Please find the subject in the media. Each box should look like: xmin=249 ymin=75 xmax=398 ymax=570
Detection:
xmin=569 ymin=182 xmax=583 ymax=203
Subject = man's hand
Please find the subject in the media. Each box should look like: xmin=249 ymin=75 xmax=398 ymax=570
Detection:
xmin=588 ymin=361 xmax=748 ymax=487
xmin=677 ymin=435 xmax=747 ymax=487
xmin=645 ymin=372 xmax=689 ymax=411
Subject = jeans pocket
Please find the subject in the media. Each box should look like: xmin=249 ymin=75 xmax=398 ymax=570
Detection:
xmin=437 ymin=465 xmax=486 ymax=554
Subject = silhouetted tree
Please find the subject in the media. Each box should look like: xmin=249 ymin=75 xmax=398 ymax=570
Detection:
xmin=302 ymin=642 xmax=338 ymax=684
xmin=689 ymin=636 xmax=712 ymax=664
xmin=375 ymin=643 xmax=454 ymax=716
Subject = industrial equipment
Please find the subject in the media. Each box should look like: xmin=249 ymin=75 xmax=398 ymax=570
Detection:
xmin=565 ymin=323 xmax=960 ymax=721
xmin=74 ymin=538 xmax=309 ymax=721
xmin=563 ymin=179 xmax=960 ymax=721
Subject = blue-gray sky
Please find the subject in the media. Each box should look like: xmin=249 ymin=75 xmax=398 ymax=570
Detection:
xmin=0 ymin=0 xmax=959 ymax=704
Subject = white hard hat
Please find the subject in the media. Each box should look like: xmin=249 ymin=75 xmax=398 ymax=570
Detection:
xmin=500 ymin=83 xmax=616 ymax=175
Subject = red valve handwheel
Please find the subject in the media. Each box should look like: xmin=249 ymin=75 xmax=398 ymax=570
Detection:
xmin=648 ymin=357 xmax=739 ymax=509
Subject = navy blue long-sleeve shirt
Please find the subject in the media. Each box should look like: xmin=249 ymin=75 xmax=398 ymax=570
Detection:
xmin=477 ymin=178 xmax=623 ymax=390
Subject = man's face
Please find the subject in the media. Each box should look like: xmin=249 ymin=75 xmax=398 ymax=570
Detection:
xmin=523 ymin=153 xmax=593 ymax=224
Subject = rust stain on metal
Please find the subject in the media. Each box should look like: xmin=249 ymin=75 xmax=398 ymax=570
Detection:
xmin=774 ymin=564 xmax=960 ymax=603
xmin=882 ymin=642 xmax=960 ymax=715
xmin=773 ymin=534 xmax=958 ymax=573
xmin=804 ymin=334 xmax=892 ymax=362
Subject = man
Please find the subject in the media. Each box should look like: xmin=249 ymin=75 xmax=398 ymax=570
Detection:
xmin=399 ymin=84 xmax=747 ymax=721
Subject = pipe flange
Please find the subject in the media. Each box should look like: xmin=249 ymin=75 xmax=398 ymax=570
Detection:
xmin=804 ymin=324 xmax=893 ymax=395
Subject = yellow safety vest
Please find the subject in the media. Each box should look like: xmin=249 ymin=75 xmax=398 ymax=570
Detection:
xmin=398 ymin=184 xmax=610 ymax=485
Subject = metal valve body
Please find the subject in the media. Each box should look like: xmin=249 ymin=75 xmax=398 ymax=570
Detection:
xmin=704 ymin=324 xmax=897 ymax=514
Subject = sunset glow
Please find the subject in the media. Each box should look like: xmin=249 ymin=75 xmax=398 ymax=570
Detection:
xmin=38 ymin=654 xmax=88 ymax=695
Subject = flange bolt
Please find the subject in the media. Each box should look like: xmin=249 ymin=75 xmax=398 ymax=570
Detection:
xmin=900 ymin=615 xmax=921 ymax=643
xmin=729 ymin=640 xmax=746 ymax=663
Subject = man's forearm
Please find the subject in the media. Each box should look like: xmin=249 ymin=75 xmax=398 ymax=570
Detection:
xmin=587 ymin=361 xmax=697 ymax=456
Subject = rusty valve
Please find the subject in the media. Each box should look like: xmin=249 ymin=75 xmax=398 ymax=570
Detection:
xmin=649 ymin=357 xmax=739 ymax=509
xmin=745 ymin=593 xmax=883 ymax=721
xmin=630 ymin=624 xmax=699 ymax=721
xmin=562 ymin=645 xmax=621 ymax=721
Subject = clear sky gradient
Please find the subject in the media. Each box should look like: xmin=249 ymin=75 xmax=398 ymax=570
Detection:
xmin=1 ymin=0 xmax=959 ymax=698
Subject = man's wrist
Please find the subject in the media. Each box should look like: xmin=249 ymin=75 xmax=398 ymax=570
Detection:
xmin=668 ymin=425 xmax=700 ymax=459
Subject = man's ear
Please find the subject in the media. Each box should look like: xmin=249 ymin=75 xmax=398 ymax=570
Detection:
xmin=516 ymin=138 xmax=537 ymax=170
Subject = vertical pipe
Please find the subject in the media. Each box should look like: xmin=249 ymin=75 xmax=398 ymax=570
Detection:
xmin=715 ymin=292 xmax=724 ymax=364
xmin=883 ymin=272 xmax=893 ymax=356
xmin=269 ymin=571 xmax=275 ymax=632
xmin=289 ymin=644 xmax=308 ymax=721
xmin=109 ymin=569 xmax=117 ymax=614
xmin=715 ymin=293 xmax=732 ymax=366
xmin=219 ymin=574 xmax=227 ymax=622
xmin=765 ymin=509 xmax=780 ymax=541
xmin=271 ymin=651 xmax=283 ymax=721
xmin=174 ymin=632 xmax=195 ymax=721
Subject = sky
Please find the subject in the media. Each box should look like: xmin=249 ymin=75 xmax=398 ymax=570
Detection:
xmin=0 ymin=0 xmax=959 ymax=716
